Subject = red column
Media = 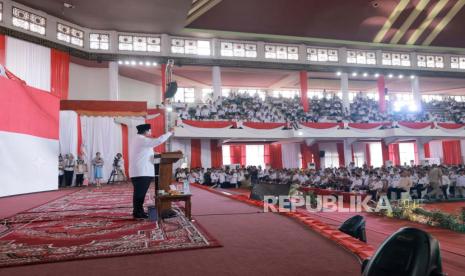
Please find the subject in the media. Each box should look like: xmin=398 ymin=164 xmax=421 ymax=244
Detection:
xmin=0 ymin=34 xmax=5 ymax=65
xmin=424 ymin=143 xmax=431 ymax=158
xmin=388 ymin=144 xmax=400 ymax=166
xmin=381 ymin=141 xmax=389 ymax=164
xmin=300 ymin=71 xmax=309 ymax=112
xmin=336 ymin=142 xmax=345 ymax=167
xmin=365 ymin=144 xmax=371 ymax=167
xmin=50 ymin=49 xmax=70 ymax=99
xmin=310 ymin=143 xmax=320 ymax=170
xmin=190 ymin=139 xmax=202 ymax=168
xmin=377 ymin=75 xmax=386 ymax=113
xmin=160 ymin=63 xmax=167 ymax=101
xmin=442 ymin=140 xmax=462 ymax=165
xmin=121 ymin=124 xmax=129 ymax=177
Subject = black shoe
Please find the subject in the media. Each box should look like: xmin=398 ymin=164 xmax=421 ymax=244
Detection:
xmin=133 ymin=212 xmax=149 ymax=219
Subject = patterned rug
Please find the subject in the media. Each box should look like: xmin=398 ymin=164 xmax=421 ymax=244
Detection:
xmin=0 ymin=185 xmax=221 ymax=267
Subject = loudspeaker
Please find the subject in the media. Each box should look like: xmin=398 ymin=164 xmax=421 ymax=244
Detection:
xmin=250 ymin=183 xmax=291 ymax=201
xmin=319 ymin=150 xmax=325 ymax=158
xmin=362 ymin=227 xmax=443 ymax=276
xmin=339 ymin=215 xmax=366 ymax=242
xmin=165 ymin=81 xmax=178 ymax=98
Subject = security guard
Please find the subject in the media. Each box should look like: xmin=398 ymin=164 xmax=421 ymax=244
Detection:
xmin=130 ymin=124 xmax=172 ymax=219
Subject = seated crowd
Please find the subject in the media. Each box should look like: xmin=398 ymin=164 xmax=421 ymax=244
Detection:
xmin=174 ymin=91 xmax=465 ymax=124
xmin=179 ymin=163 xmax=465 ymax=201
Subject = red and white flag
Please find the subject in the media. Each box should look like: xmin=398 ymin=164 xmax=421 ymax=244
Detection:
xmin=0 ymin=77 xmax=60 ymax=197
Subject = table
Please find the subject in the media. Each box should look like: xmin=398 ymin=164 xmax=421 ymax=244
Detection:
xmin=156 ymin=194 xmax=192 ymax=221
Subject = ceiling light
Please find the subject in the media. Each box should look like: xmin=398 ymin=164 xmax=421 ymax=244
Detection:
xmin=298 ymin=131 xmax=303 ymax=136
xmin=388 ymin=74 xmax=393 ymax=78
xmin=398 ymin=74 xmax=404 ymax=79
xmin=145 ymin=61 xmax=151 ymax=66
xmin=124 ymin=60 xmax=130 ymax=65
xmin=408 ymin=104 xmax=418 ymax=112
xmin=118 ymin=60 xmax=123 ymax=65
xmin=336 ymin=71 xmax=341 ymax=76
xmin=363 ymin=72 xmax=368 ymax=77
xmin=352 ymin=72 xmax=358 ymax=77
xmin=374 ymin=73 xmax=380 ymax=78
xmin=138 ymin=61 xmax=144 ymax=65
xmin=130 ymin=60 xmax=136 ymax=66
xmin=166 ymin=106 xmax=173 ymax=112
xmin=152 ymin=62 xmax=158 ymax=66
xmin=410 ymin=75 xmax=415 ymax=79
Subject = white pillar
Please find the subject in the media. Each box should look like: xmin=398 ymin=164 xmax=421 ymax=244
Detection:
xmin=212 ymin=66 xmax=222 ymax=99
xmin=108 ymin=61 xmax=119 ymax=100
xmin=416 ymin=139 xmax=425 ymax=164
xmin=411 ymin=76 xmax=421 ymax=111
xmin=194 ymin=87 xmax=203 ymax=103
xmin=341 ymin=73 xmax=350 ymax=112
xmin=343 ymin=139 xmax=352 ymax=166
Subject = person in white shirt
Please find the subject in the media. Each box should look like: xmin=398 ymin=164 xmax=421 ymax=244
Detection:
xmin=441 ymin=172 xmax=451 ymax=199
xmin=130 ymin=124 xmax=172 ymax=219
xmin=230 ymin=170 xmax=239 ymax=188
xmin=455 ymin=170 xmax=465 ymax=198
xmin=64 ymin=154 xmax=76 ymax=187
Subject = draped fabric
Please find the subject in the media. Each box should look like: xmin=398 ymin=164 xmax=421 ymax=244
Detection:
xmin=301 ymin=122 xmax=342 ymax=129
xmin=437 ymin=123 xmax=464 ymax=129
xmin=146 ymin=109 xmax=165 ymax=153
xmin=121 ymin=124 xmax=129 ymax=176
xmin=243 ymin=122 xmax=285 ymax=129
xmin=429 ymin=140 xmax=444 ymax=160
xmin=210 ymin=139 xmax=223 ymax=168
xmin=300 ymin=143 xmax=312 ymax=169
xmin=281 ymin=143 xmax=300 ymax=168
xmin=59 ymin=111 xmax=78 ymax=159
xmin=5 ymin=36 xmax=51 ymax=91
xmin=398 ymin=122 xmax=432 ymax=129
xmin=77 ymin=115 xmax=82 ymax=155
xmin=230 ymin=145 xmax=242 ymax=165
xmin=424 ymin=143 xmax=431 ymax=158
xmin=348 ymin=122 xmax=390 ymax=129
xmin=336 ymin=142 xmax=345 ymax=167
xmin=190 ymin=139 xmax=202 ymax=168
xmin=442 ymin=140 xmax=462 ymax=165
xmin=365 ymin=144 xmax=371 ymax=167
xmin=182 ymin=120 xmax=233 ymax=128
xmin=310 ymin=143 xmax=320 ymax=169
xmin=300 ymin=71 xmax=309 ymax=112
xmin=50 ymin=49 xmax=70 ymax=99
xmin=0 ymin=34 xmax=5 ymax=65
xmin=413 ymin=142 xmax=418 ymax=165
xmin=381 ymin=141 xmax=389 ymax=164
xmin=240 ymin=145 xmax=246 ymax=166
xmin=200 ymin=139 xmax=212 ymax=169
xmin=388 ymin=144 xmax=400 ymax=166
xmin=268 ymin=144 xmax=283 ymax=169
xmin=80 ymin=116 xmax=123 ymax=183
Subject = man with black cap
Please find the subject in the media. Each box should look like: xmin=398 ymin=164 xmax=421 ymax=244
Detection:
xmin=130 ymin=123 xmax=173 ymax=219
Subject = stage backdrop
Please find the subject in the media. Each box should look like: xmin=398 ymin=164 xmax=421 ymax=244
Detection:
xmin=0 ymin=78 xmax=60 ymax=197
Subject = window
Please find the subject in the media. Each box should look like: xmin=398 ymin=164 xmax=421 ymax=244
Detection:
xmin=451 ymin=56 xmax=465 ymax=70
xmin=0 ymin=3 xmax=3 ymax=22
xmin=422 ymin=95 xmax=443 ymax=102
xmin=382 ymin=52 xmax=410 ymax=67
xmin=237 ymin=89 xmax=266 ymax=100
xmin=12 ymin=7 xmax=46 ymax=35
xmin=265 ymin=44 xmax=299 ymax=60
xmin=272 ymin=90 xmax=299 ymax=98
xmin=347 ymin=50 xmax=376 ymax=65
xmin=369 ymin=143 xmax=384 ymax=168
xmin=399 ymin=143 xmax=415 ymax=166
xmin=173 ymin=87 xmax=195 ymax=103
xmin=307 ymin=47 xmax=338 ymax=62
xmin=90 ymin=33 xmax=110 ymax=50
xmin=201 ymin=88 xmax=213 ymax=102
xmin=220 ymin=42 xmax=257 ymax=58
xmin=307 ymin=90 xmax=324 ymax=99
xmin=171 ymin=39 xmax=211 ymax=56
xmin=323 ymin=151 xmax=340 ymax=168
xmin=118 ymin=35 xmax=160 ymax=52
xmin=222 ymin=145 xmax=231 ymax=166
xmin=57 ymin=23 xmax=83 ymax=47
xmin=245 ymin=145 xmax=265 ymax=167
xmin=417 ymin=54 xmax=444 ymax=68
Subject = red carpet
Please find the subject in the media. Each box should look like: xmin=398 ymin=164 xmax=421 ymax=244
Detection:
xmin=0 ymin=184 xmax=360 ymax=276
xmin=423 ymin=201 xmax=465 ymax=216
xmin=0 ymin=185 xmax=220 ymax=267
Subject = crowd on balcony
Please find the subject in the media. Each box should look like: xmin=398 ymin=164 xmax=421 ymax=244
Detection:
xmin=180 ymin=164 xmax=465 ymax=201
xmin=173 ymin=91 xmax=465 ymax=124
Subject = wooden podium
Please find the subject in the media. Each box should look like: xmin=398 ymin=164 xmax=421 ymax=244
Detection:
xmin=156 ymin=151 xmax=183 ymax=216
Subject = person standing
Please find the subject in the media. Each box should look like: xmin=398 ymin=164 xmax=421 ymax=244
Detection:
xmin=427 ymin=164 xmax=443 ymax=199
xmin=64 ymin=154 xmax=75 ymax=187
xmin=130 ymin=124 xmax=173 ymax=219
xmin=58 ymin=154 xmax=65 ymax=187
xmin=74 ymin=156 xmax=87 ymax=187
xmin=92 ymin=152 xmax=104 ymax=187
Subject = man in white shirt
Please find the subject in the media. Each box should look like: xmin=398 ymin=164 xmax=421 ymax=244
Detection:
xmin=456 ymin=170 xmax=465 ymax=198
xmin=130 ymin=124 xmax=172 ymax=219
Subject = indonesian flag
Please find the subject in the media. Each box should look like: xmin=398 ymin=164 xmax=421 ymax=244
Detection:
xmin=0 ymin=76 xmax=60 ymax=197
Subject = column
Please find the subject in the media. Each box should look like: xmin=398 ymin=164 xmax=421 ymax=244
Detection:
xmin=194 ymin=87 xmax=203 ymax=103
xmin=108 ymin=61 xmax=119 ymax=100
xmin=212 ymin=66 xmax=222 ymax=99
xmin=416 ymin=139 xmax=425 ymax=163
xmin=341 ymin=73 xmax=350 ymax=112
xmin=160 ymin=63 xmax=167 ymax=101
xmin=411 ymin=76 xmax=421 ymax=111
xmin=343 ymin=139 xmax=353 ymax=166
xmin=299 ymin=70 xmax=309 ymax=112
xmin=377 ymin=75 xmax=386 ymax=112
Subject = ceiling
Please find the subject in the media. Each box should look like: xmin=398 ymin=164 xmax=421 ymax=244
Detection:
xmin=15 ymin=0 xmax=465 ymax=49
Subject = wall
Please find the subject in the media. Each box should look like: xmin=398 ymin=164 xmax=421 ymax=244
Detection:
xmin=68 ymin=63 xmax=109 ymax=100
xmin=118 ymin=76 xmax=161 ymax=107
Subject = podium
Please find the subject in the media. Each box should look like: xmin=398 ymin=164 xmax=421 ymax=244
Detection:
xmin=156 ymin=151 xmax=183 ymax=217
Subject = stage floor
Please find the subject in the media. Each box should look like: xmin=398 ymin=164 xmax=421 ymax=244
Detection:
xmin=0 ymin=184 xmax=360 ymax=276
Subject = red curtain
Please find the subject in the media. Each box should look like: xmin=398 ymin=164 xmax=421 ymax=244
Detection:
xmin=210 ymin=139 xmax=223 ymax=168
xmin=300 ymin=143 xmax=311 ymax=169
xmin=269 ymin=144 xmax=283 ymax=169
xmin=348 ymin=122 xmax=391 ymax=129
xmin=336 ymin=142 xmax=345 ymax=167
xmin=365 ymin=144 xmax=371 ymax=167
xmin=121 ymin=124 xmax=129 ymax=176
xmin=161 ymin=63 xmax=167 ymax=101
xmin=424 ymin=143 xmax=431 ymax=158
xmin=146 ymin=109 xmax=166 ymax=153
xmin=264 ymin=144 xmax=271 ymax=166
xmin=442 ymin=140 xmax=462 ymax=165
xmin=77 ymin=114 xmax=82 ymax=155
xmin=398 ymin=122 xmax=432 ymax=129
xmin=191 ymin=139 xmax=202 ymax=168
xmin=377 ymin=75 xmax=386 ymax=113
xmin=50 ymin=49 xmax=70 ymax=99
xmin=437 ymin=123 xmax=464 ymax=129
xmin=301 ymin=122 xmax=342 ymax=129
xmin=240 ymin=145 xmax=246 ymax=167
xmin=310 ymin=143 xmax=320 ymax=170
xmin=381 ymin=141 xmax=389 ymax=165
xmin=230 ymin=145 xmax=242 ymax=165
xmin=388 ymin=144 xmax=400 ymax=166
xmin=242 ymin=122 xmax=285 ymax=129
xmin=182 ymin=120 xmax=233 ymax=128
xmin=300 ymin=71 xmax=309 ymax=112
xmin=0 ymin=34 xmax=5 ymax=65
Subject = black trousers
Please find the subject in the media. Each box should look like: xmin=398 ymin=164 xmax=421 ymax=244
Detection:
xmin=64 ymin=171 xmax=74 ymax=187
xmin=76 ymin=174 xmax=84 ymax=187
xmin=59 ymin=175 xmax=64 ymax=187
xmin=131 ymin=176 xmax=153 ymax=216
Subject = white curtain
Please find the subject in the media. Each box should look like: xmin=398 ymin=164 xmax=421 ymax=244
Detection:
xmin=222 ymin=145 xmax=231 ymax=166
xmin=352 ymin=143 xmax=366 ymax=167
xmin=319 ymin=143 xmax=339 ymax=168
xmin=5 ymin=36 xmax=51 ymax=91
xmin=429 ymin=140 xmax=444 ymax=160
xmin=171 ymin=138 xmax=191 ymax=171
xmin=281 ymin=143 xmax=300 ymax=168
xmin=200 ymin=139 xmax=212 ymax=168
xmin=81 ymin=116 xmax=122 ymax=183
xmin=59 ymin=111 xmax=78 ymax=158
xmin=246 ymin=145 xmax=265 ymax=167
